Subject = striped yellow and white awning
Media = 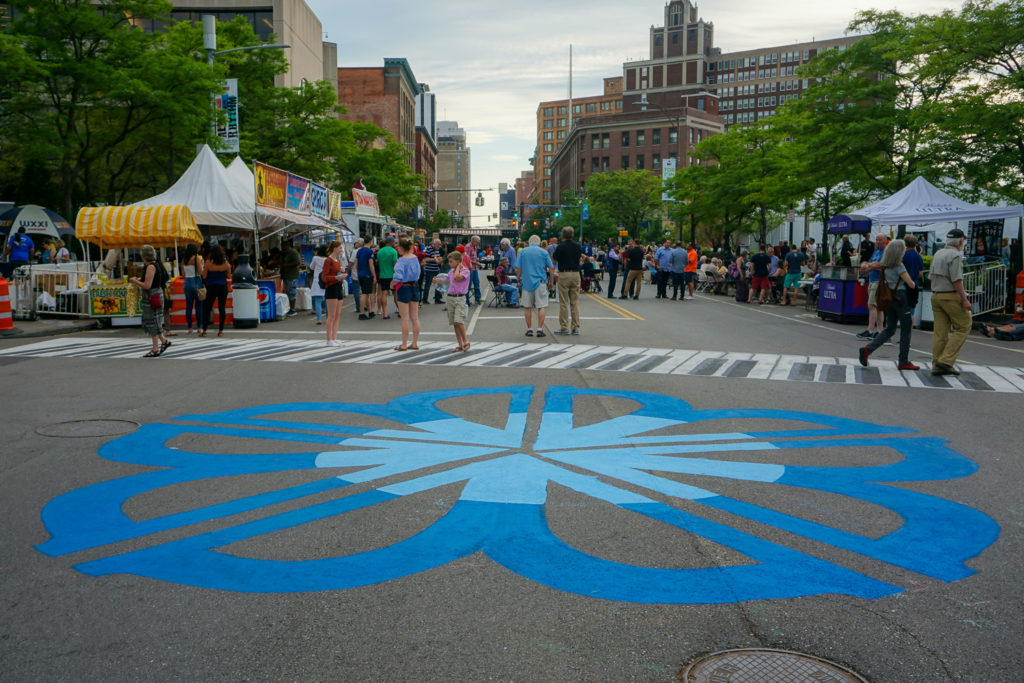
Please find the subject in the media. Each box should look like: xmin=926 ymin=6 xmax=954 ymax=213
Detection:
xmin=76 ymin=205 xmax=204 ymax=248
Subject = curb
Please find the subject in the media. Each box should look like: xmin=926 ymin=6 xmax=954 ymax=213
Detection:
xmin=2 ymin=319 xmax=102 ymax=339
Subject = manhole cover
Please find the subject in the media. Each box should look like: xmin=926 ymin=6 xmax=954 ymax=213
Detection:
xmin=36 ymin=419 xmax=141 ymax=438
xmin=683 ymin=649 xmax=867 ymax=682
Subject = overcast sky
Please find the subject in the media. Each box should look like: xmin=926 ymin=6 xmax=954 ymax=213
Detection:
xmin=306 ymin=0 xmax=964 ymax=226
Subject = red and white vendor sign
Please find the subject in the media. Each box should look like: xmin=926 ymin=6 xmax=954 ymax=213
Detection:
xmin=352 ymin=188 xmax=380 ymax=217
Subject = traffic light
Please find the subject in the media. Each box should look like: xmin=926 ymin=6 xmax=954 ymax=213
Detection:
xmin=554 ymin=210 xmax=560 ymax=218
xmin=531 ymin=220 xmax=539 ymax=227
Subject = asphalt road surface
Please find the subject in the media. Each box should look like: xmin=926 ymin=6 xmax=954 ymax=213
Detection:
xmin=2 ymin=288 xmax=1022 ymax=681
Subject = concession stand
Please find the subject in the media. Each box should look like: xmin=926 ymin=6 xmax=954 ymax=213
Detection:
xmin=817 ymin=213 xmax=871 ymax=323
xmin=75 ymin=204 xmax=203 ymax=324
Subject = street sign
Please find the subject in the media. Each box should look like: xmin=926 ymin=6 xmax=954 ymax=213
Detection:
xmin=618 ymin=229 xmax=629 ymax=237
xmin=786 ymin=209 xmax=795 ymax=222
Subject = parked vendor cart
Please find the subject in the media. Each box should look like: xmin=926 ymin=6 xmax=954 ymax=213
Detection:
xmin=818 ymin=214 xmax=871 ymax=323
xmin=75 ymin=205 xmax=203 ymax=324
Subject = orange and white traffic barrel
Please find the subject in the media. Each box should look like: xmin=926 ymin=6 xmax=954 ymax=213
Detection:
xmin=0 ymin=276 xmax=21 ymax=336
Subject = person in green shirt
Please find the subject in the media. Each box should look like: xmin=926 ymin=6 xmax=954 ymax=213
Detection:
xmin=376 ymin=235 xmax=399 ymax=319
xmin=280 ymin=239 xmax=302 ymax=316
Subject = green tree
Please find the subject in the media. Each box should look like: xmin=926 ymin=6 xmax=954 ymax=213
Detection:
xmin=0 ymin=0 xmax=220 ymax=215
xmin=584 ymin=169 xmax=663 ymax=239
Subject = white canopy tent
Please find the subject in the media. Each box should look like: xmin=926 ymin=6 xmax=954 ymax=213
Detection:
xmin=858 ymin=176 xmax=1024 ymax=226
xmin=134 ymin=145 xmax=347 ymax=235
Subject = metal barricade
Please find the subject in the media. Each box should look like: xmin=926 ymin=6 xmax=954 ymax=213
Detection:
xmin=963 ymin=261 xmax=1007 ymax=316
xmin=10 ymin=263 xmax=97 ymax=319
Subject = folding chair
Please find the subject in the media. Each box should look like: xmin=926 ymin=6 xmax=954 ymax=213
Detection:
xmin=695 ymin=269 xmax=712 ymax=293
xmin=485 ymin=274 xmax=512 ymax=307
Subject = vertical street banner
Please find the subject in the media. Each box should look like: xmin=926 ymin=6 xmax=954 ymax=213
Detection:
xmin=328 ymin=190 xmax=343 ymax=221
xmin=661 ymin=157 xmax=677 ymax=201
xmin=286 ymin=173 xmax=311 ymax=214
xmin=254 ymin=161 xmax=287 ymax=208
xmin=215 ymin=79 xmax=239 ymax=154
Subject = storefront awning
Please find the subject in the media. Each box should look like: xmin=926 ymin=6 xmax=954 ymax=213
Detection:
xmin=76 ymin=205 xmax=203 ymax=248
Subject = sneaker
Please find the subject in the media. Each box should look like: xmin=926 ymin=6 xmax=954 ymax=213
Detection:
xmin=571 ymin=329 xmax=579 ymax=335
xmin=554 ymin=329 xmax=570 ymax=335
xmin=358 ymin=314 xmax=368 ymax=320
xmin=316 ymin=320 xmax=322 ymax=325
xmin=525 ymin=330 xmax=534 ymax=337
xmin=536 ymin=330 xmax=546 ymax=337
xmin=286 ymin=311 xmax=297 ymax=317
xmin=859 ymin=346 xmax=870 ymax=367
xmin=684 ymin=296 xmax=695 ymax=300
xmin=871 ymin=332 xmax=880 ymax=339
xmin=933 ymin=362 xmax=960 ymax=376
xmin=897 ymin=362 xmax=921 ymax=371
xmin=368 ymin=312 xmax=376 ymax=319
xmin=855 ymin=330 xmax=873 ymax=340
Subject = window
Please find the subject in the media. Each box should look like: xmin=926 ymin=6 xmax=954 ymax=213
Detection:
xmin=543 ymin=143 xmax=553 ymax=152
xmin=557 ymin=130 xmax=566 ymax=139
xmin=622 ymin=131 xmax=630 ymax=146
xmin=636 ymin=155 xmax=645 ymax=170
xmin=543 ymin=132 xmax=554 ymax=140
xmin=558 ymin=106 xmax=568 ymax=115
xmin=602 ymin=157 xmax=610 ymax=172
xmin=689 ymin=129 xmax=694 ymax=143
xmin=652 ymin=153 xmax=661 ymax=170
xmin=592 ymin=135 xmax=600 ymax=150
xmin=544 ymin=167 xmax=551 ymax=176
xmin=544 ymin=179 xmax=552 ymax=187
xmin=586 ymin=103 xmax=597 ymax=113
xmin=543 ymin=107 xmax=554 ymax=116
xmin=602 ymin=133 xmax=610 ymax=149
xmin=543 ymin=119 xmax=554 ymax=129
xmin=672 ymin=32 xmax=678 ymax=44
xmin=544 ymin=191 xmax=551 ymax=199
xmin=573 ymin=104 xmax=582 ymax=114
xmin=544 ymin=155 xmax=552 ymax=163
xmin=688 ymin=29 xmax=696 ymax=43
xmin=622 ymin=155 xmax=630 ymax=169
xmin=668 ymin=128 xmax=678 ymax=144
xmin=652 ymin=129 xmax=661 ymax=145
xmin=636 ymin=130 xmax=646 ymax=146
xmin=600 ymin=101 xmax=612 ymax=111
xmin=592 ymin=157 xmax=600 ymax=172
xmin=655 ymin=34 xmax=663 ymax=47
xmin=557 ymin=118 xmax=568 ymax=127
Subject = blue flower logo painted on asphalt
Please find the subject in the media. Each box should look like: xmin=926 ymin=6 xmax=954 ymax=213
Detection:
xmin=37 ymin=386 xmax=998 ymax=603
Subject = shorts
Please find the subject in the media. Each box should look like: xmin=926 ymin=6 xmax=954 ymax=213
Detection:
xmin=784 ymin=273 xmax=802 ymax=289
xmin=284 ymin=278 xmax=298 ymax=299
xmin=446 ymin=296 xmax=468 ymax=325
xmin=867 ymin=281 xmax=880 ymax=306
xmin=521 ymin=286 xmax=550 ymax=309
xmin=325 ymin=283 xmax=343 ymax=300
xmin=684 ymin=271 xmax=695 ymax=283
xmin=751 ymin=275 xmax=771 ymax=290
xmin=358 ymin=276 xmax=374 ymax=293
xmin=395 ymin=283 xmax=419 ymax=303
xmin=379 ymin=277 xmax=393 ymax=292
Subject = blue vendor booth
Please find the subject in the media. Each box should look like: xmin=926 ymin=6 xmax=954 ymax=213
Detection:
xmin=818 ymin=214 xmax=872 ymax=323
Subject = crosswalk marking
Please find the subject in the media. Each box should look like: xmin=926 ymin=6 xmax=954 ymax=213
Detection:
xmin=1 ymin=336 xmax=1022 ymax=394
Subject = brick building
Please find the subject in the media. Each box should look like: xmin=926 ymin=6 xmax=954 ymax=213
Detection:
xmin=534 ymin=77 xmax=623 ymax=203
xmin=515 ymin=171 xmax=536 ymax=221
xmin=337 ymin=58 xmax=423 ymax=173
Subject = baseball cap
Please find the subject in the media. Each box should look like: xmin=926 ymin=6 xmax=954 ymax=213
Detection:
xmin=385 ymin=235 xmax=395 ymax=243
xmin=946 ymin=228 xmax=965 ymax=239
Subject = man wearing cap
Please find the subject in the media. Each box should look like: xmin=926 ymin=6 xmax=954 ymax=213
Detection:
xmin=4 ymin=227 xmax=34 ymax=273
xmin=856 ymin=233 xmax=890 ymax=340
xmin=929 ymin=228 xmax=973 ymax=375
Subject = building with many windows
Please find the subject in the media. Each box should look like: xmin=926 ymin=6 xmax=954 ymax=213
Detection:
xmin=534 ymin=77 xmax=623 ymax=203
xmin=709 ymin=36 xmax=864 ymax=126
xmin=415 ymin=87 xmax=437 ymax=213
xmin=435 ymin=121 xmax=471 ymax=227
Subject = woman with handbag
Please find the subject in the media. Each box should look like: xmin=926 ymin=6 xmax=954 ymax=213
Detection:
xmin=129 ymin=244 xmax=170 ymax=357
xmin=181 ymin=243 xmax=206 ymax=334
xmin=858 ymin=239 xmax=919 ymax=371
xmin=200 ymin=244 xmax=230 ymax=337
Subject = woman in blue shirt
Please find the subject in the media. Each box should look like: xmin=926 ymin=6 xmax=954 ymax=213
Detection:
xmin=392 ymin=238 xmax=421 ymax=351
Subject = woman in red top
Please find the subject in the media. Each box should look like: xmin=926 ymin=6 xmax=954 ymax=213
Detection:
xmin=321 ymin=240 xmax=347 ymax=347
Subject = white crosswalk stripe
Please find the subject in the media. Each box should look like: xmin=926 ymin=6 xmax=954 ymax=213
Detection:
xmin=1 ymin=336 xmax=1022 ymax=393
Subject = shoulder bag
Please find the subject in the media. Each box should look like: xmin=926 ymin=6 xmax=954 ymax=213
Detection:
xmin=875 ymin=267 xmax=894 ymax=311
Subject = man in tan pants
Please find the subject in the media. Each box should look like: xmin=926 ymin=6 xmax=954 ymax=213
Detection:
xmin=553 ymin=227 xmax=583 ymax=335
xmin=929 ymin=228 xmax=972 ymax=375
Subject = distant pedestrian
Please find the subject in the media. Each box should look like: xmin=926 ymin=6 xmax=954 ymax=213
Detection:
xmin=605 ymin=243 xmax=621 ymax=299
xmin=839 ymin=235 xmax=854 ymax=267
xmin=200 ymin=244 xmax=231 ymax=337
xmin=749 ymin=244 xmax=772 ymax=304
xmin=782 ymin=247 xmax=807 ymax=306
xmin=858 ymin=239 xmax=919 ymax=371
xmin=421 ymin=238 xmax=444 ymax=304
xmin=376 ymin=235 xmax=398 ymax=319
xmin=516 ymin=234 xmax=554 ymax=338
xmin=309 ymin=245 xmax=327 ymax=325
xmin=553 ymin=227 xmax=582 ymax=335
xmin=929 ymin=228 xmax=973 ymax=375
xmin=355 ymin=238 xmax=376 ymax=319
xmin=857 ymin=233 xmax=890 ymax=340
xmin=669 ymin=242 xmax=687 ymax=300
xmin=465 ymin=235 xmax=483 ymax=305
xmin=684 ymin=242 xmax=698 ymax=299
xmin=655 ymin=239 xmax=672 ymax=298
xmin=130 ymin=244 xmax=170 ymax=357
xmin=392 ymin=238 xmax=421 ymax=351
xmin=622 ymin=239 xmax=646 ymax=299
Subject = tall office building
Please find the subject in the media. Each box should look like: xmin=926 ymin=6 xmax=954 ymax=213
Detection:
xmin=497 ymin=183 xmax=516 ymax=229
xmin=535 ymin=77 xmax=623 ymax=203
xmin=415 ymin=86 xmax=437 ymax=213
xmin=435 ymin=121 xmax=471 ymax=227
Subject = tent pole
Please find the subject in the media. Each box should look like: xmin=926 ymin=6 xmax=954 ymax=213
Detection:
xmin=252 ymin=158 xmax=262 ymax=277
